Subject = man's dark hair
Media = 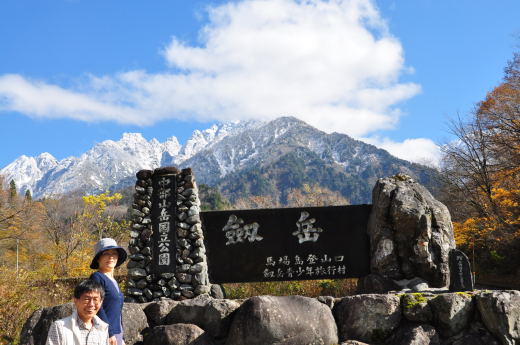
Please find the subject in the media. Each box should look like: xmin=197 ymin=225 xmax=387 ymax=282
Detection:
xmin=73 ymin=279 xmax=105 ymax=300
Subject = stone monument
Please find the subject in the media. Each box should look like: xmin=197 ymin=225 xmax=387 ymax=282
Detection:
xmin=126 ymin=167 xmax=211 ymax=302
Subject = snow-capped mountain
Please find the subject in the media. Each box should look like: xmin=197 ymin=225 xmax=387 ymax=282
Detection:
xmin=1 ymin=121 xmax=258 ymax=198
xmin=1 ymin=117 xmax=439 ymax=203
xmin=183 ymin=117 xmax=439 ymax=203
xmin=1 ymin=153 xmax=58 ymax=193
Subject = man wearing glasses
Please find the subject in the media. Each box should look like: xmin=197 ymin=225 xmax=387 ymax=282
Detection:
xmin=46 ymin=279 xmax=109 ymax=345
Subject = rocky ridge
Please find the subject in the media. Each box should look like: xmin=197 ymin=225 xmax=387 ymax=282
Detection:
xmin=1 ymin=117 xmax=439 ymax=204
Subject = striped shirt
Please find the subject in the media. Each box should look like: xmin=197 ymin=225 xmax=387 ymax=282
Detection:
xmin=46 ymin=313 xmax=108 ymax=345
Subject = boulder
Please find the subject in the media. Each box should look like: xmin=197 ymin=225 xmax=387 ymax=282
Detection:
xmin=166 ymin=294 xmax=240 ymax=340
xmin=122 ymin=303 xmax=149 ymax=344
xmin=357 ymin=273 xmax=400 ymax=294
xmin=333 ymin=294 xmax=401 ymax=343
xmin=401 ymin=293 xmax=433 ymax=323
xmin=144 ymin=299 xmax=178 ymax=327
xmin=225 ymin=295 xmax=338 ymax=345
xmin=210 ymin=284 xmax=225 ymax=299
xmin=341 ymin=341 xmax=370 ymax=345
xmin=445 ymin=322 xmax=500 ymax=345
xmin=476 ymin=290 xmax=520 ymax=345
xmin=368 ymin=174 xmax=455 ymax=288
xmin=143 ymin=323 xmax=214 ymax=345
xmin=19 ymin=303 xmax=73 ymax=345
xmin=429 ymin=293 xmax=474 ymax=337
xmin=316 ymin=295 xmax=336 ymax=309
xmin=384 ymin=324 xmax=440 ymax=345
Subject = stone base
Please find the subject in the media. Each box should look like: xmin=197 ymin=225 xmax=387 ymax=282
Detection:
xmin=20 ymin=290 xmax=520 ymax=345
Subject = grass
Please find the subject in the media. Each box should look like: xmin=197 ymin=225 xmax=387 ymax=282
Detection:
xmin=222 ymin=278 xmax=359 ymax=299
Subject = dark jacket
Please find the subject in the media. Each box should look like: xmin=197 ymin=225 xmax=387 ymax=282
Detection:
xmin=90 ymin=271 xmax=124 ymax=337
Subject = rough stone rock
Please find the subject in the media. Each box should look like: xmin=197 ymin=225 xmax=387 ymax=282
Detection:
xmin=401 ymin=293 xmax=433 ymax=323
xmin=143 ymin=323 xmax=214 ymax=345
xmin=333 ymin=294 xmax=401 ymax=343
xmin=368 ymin=174 xmax=456 ymax=288
xmin=194 ymin=284 xmax=211 ymax=295
xmin=399 ymin=277 xmax=430 ymax=292
xmin=136 ymin=169 xmax=153 ymax=180
xmin=476 ymin=290 xmax=520 ymax=345
xmin=210 ymin=284 xmax=225 ymax=299
xmin=127 ymin=260 xmax=145 ymax=269
xmin=429 ymin=293 xmax=474 ymax=337
xmin=20 ymin=303 xmax=73 ymax=345
xmin=122 ymin=303 xmax=149 ymax=345
xmin=143 ymin=299 xmax=179 ymax=327
xmin=445 ymin=321 xmax=500 ymax=345
xmin=357 ymin=273 xmax=400 ymax=294
xmin=384 ymin=324 xmax=440 ymax=345
xmin=127 ymin=287 xmax=144 ymax=296
xmin=182 ymin=290 xmax=195 ymax=298
xmin=340 ymin=341 xmax=370 ymax=345
xmin=166 ymin=294 xmax=240 ymax=340
xmin=226 ymin=295 xmax=338 ymax=345
xmin=129 ymin=268 xmax=147 ymax=279
xmin=154 ymin=166 xmax=180 ymax=175
xmin=317 ymin=295 xmax=336 ymax=309
xmin=19 ymin=309 xmax=43 ymax=345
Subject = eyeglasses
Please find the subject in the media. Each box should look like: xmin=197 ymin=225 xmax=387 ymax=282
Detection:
xmin=79 ymin=297 xmax=101 ymax=305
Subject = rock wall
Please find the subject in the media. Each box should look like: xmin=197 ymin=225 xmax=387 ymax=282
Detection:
xmin=127 ymin=167 xmax=211 ymax=302
xmin=20 ymin=290 xmax=520 ymax=345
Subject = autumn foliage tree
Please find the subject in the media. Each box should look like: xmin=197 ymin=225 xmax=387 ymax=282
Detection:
xmin=0 ymin=177 xmax=46 ymax=272
xmin=233 ymin=183 xmax=348 ymax=209
xmin=40 ymin=191 xmax=129 ymax=277
xmin=0 ymin=183 xmax=131 ymax=343
xmin=442 ymin=52 xmax=520 ymax=275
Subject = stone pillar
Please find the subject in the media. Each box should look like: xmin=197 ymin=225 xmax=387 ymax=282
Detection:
xmin=126 ymin=167 xmax=211 ymax=302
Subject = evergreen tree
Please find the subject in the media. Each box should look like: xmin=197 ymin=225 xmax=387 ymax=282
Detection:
xmin=24 ymin=189 xmax=32 ymax=202
xmin=9 ymin=180 xmax=17 ymax=201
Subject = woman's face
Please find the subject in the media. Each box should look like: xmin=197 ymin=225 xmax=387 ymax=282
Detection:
xmin=97 ymin=249 xmax=119 ymax=272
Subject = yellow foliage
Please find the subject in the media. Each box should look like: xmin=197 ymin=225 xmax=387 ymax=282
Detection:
xmin=82 ymin=191 xmax=122 ymax=216
xmin=0 ymin=267 xmax=76 ymax=344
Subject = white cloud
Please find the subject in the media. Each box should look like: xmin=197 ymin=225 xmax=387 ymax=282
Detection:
xmin=364 ymin=136 xmax=442 ymax=168
xmin=0 ymin=0 xmax=420 ymax=137
xmin=0 ymin=74 xmax=144 ymax=124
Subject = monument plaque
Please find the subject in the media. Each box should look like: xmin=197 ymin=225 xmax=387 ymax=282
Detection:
xmin=201 ymin=205 xmax=371 ymax=283
xmin=449 ymin=249 xmax=474 ymax=291
xmin=150 ymin=173 xmax=177 ymax=275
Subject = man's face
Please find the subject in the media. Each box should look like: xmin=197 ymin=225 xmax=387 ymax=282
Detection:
xmin=73 ymin=290 xmax=102 ymax=323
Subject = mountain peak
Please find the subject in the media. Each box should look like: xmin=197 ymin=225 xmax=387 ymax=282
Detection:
xmin=120 ymin=132 xmax=147 ymax=143
xmin=0 ymin=117 xmax=438 ymax=200
xmin=37 ymin=152 xmax=56 ymax=160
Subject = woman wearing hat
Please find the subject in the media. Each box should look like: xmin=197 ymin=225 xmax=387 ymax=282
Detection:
xmin=89 ymin=238 xmax=128 ymax=345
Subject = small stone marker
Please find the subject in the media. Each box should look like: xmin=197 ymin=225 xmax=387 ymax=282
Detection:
xmin=448 ymin=249 xmax=474 ymax=291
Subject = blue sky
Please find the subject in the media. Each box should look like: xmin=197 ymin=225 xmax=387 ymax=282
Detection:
xmin=0 ymin=0 xmax=519 ymax=169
